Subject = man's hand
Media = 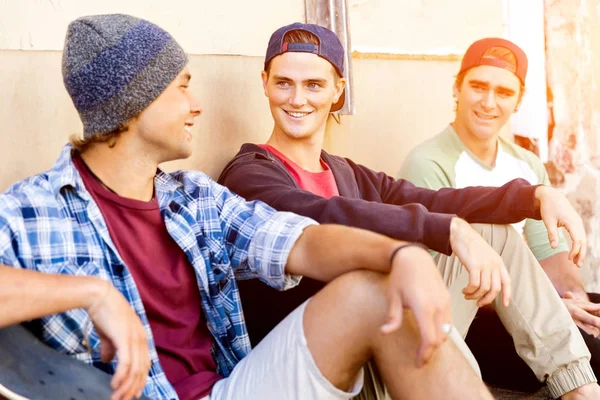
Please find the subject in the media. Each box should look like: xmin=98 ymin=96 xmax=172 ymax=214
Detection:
xmin=535 ymin=186 xmax=587 ymax=267
xmin=562 ymin=291 xmax=600 ymax=337
xmin=0 ymin=267 xmax=149 ymax=400
xmin=449 ymin=218 xmax=511 ymax=308
xmin=87 ymin=281 xmax=151 ymax=400
xmin=381 ymin=245 xmax=453 ymax=368
xmin=538 ymin=253 xmax=599 ymax=336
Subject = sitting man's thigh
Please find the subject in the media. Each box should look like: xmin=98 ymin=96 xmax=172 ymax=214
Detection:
xmin=210 ymin=300 xmax=364 ymax=400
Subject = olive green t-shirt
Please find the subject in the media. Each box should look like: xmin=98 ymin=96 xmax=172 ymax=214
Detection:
xmin=398 ymin=124 xmax=568 ymax=261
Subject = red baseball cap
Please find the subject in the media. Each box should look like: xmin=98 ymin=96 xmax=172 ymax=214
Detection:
xmin=458 ymin=38 xmax=528 ymax=85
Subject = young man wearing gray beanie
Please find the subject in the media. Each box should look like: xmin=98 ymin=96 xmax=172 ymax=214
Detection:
xmin=0 ymin=14 xmax=495 ymax=400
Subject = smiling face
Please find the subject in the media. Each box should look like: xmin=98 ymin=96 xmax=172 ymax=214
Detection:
xmin=453 ymin=64 xmax=522 ymax=145
xmin=262 ymin=51 xmax=345 ymax=144
xmin=129 ymin=66 xmax=203 ymax=163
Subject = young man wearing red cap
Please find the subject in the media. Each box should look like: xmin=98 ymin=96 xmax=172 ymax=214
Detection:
xmin=399 ymin=37 xmax=600 ymax=391
xmin=219 ymin=25 xmax=600 ymax=399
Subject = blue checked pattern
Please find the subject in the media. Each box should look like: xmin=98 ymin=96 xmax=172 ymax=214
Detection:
xmin=0 ymin=144 xmax=316 ymax=399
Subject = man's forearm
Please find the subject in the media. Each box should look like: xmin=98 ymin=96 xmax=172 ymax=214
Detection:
xmin=0 ymin=265 xmax=107 ymax=328
xmin=414 ymin=179 xmax=541 ymax=224
xmin=539 ymin=252 xmax=587 ymax=298
xmin=286 ymin=224 xmax=404 ymax=281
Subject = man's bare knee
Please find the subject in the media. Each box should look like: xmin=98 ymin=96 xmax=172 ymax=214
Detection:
xmin=309 ymin=270 xmax=388 ymax=324
xmin=305 ymin=270 xmax=418 ymax=345
xmin=303 ymin=269 xmax=422 ymax=390
xmin=302 ymin=270 xmax=393 ymax=389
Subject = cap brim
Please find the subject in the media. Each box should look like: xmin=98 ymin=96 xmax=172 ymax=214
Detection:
xmin=330 ymin=88 xmax=346 ymax=112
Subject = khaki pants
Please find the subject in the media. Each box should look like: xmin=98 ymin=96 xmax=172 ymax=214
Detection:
xmin=435 ymin=223 xmax=595 ymax=398
xmin=354 ymin=223 xmax=595 ymax=400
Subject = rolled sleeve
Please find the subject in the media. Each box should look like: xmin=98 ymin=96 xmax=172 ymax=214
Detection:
xmin=248 ymin=211 xmax=317 ymax=290
xmin=212 ymin=180 xmax=318 ymax=290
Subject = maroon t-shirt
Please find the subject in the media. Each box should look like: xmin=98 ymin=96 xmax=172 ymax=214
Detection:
xmin=74 ymin=156 xmax=221 ymax=400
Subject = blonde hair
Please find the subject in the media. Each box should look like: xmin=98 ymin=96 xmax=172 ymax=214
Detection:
xmin=69 ymin=124 xmax=128 ymax=152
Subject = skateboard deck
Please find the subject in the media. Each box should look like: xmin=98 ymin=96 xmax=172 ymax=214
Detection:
xmin=0 ymin=324 xmax=150 ymax=400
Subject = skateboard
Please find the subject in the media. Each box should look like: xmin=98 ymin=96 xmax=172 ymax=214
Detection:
xmin=0 ymin=324 xmax=150 ymax=400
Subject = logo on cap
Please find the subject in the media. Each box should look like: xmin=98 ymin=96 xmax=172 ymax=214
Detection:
xmin=458 ymin=38 xmax=528 ymax=85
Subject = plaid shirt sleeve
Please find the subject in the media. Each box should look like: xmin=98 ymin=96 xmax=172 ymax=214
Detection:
xmin=0 ymin=194 xmax=25 ymax=268
xmin=210 ymin=180 xmax=318 ymax=290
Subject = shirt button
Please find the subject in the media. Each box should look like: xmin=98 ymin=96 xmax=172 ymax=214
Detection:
xmin=214 ymin=268 xmax=222 ymax=275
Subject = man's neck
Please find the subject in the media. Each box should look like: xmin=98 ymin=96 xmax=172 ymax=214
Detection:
xmin=79 ymin=142 xmax=157 ymax=202
xmin=451 ymin=122 xmax=499 ymax=167
xmin=266 ymin=130 xmax=325 ymax=173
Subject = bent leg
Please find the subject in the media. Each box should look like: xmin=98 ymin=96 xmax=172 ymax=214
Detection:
xmin=303 ymin=270 xmax=492 ymax=400
xmin=483 ymin=223 xmax=595 ymax=397
xmin=438 ymin=223 xmax=596 ymax=398
xmin=580 ymin=293 xmax=600 ymax=381
xmin=212 ymin=270 xmax=490 ymax=400
xmin=210 ymin=300 xmax=364 ymax=400
xmin=466 ymin=306 xmax=543 ymax=392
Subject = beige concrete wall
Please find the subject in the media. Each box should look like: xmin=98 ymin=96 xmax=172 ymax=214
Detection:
xmin=349 ymin=0 xmax=504 ymax=53
xmin=0 ymin=51 xmax=274 ymax=190
xmin=2 ymin=0 xmax=503 ymax=54
xmin=0 ymin=0 xmax=305 ymax=55
xmin=0 ymin=0 xmax=505 ymax=191
xmin=0 ymin=50 xmax=459 ymax=190
xmin=325 ymin=59 xmax=460 ymax=173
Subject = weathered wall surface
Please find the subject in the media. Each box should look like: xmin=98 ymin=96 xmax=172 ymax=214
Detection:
xmin=545 ymin=0 xmax=600 ymax=291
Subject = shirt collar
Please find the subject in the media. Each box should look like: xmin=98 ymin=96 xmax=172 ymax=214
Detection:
xmin=47 ymin=143 xmax=93 ymax=201
xmin=47 ymin=143 xmax=184 ymax=205
xmin=446 ymin=124 xmax=500 ymax=171
xmin=154 ymin=169 xmax=183 ymax=206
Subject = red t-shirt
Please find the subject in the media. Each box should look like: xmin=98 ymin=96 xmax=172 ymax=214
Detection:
xmin=260 ymin=144 xmax=339 ymax=198
xmin=74 ymin=156 xmax=221 ymax=400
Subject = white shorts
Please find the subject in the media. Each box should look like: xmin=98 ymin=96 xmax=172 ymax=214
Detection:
xmin=210 ymin=300 xmax=364 ymax=400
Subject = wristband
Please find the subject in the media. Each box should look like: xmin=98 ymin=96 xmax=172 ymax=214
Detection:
xmin=389 ymin=243 xmax=428 ymax=265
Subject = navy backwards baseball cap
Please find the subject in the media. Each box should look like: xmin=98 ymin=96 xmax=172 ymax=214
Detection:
xmin=265 ymin=22 xmax=346 ymax=112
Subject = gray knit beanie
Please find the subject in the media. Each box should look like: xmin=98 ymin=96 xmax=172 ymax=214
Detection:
xmin=62 ymin=14 xmax=188 ymax=137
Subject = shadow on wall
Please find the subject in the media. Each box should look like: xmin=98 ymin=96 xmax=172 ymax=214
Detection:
xmin=161 ymin=55 xmax=273 ymax=178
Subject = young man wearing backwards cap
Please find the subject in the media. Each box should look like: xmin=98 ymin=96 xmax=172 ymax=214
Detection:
xmin=218 ymin=23 xmax=600 ymax=398
xmin=399 ymin=37 xmax=600 ymax=391
xmin=0 ymin=13 xmax=501 ymax=400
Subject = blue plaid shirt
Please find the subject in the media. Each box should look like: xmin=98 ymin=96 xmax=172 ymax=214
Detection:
xmin=0 ymin=144 xmax=316 ymax=399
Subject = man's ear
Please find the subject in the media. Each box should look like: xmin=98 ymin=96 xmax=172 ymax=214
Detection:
xmin=261 ymin=70 xmax=269 ymax=97
xmin=452 ymin=81 xmax=460 ymax=99
xmin=333 ymin=77 xmax=347 ymax=104
xmin=515 ymin=90 xmax=525 ymax=112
